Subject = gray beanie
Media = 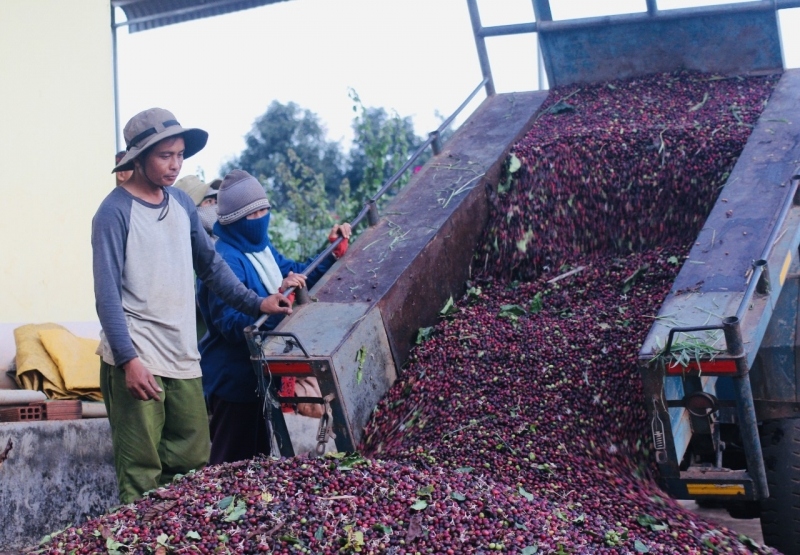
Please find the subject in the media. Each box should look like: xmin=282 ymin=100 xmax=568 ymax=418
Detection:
xmin=216 ymin=170 xmax=271 ymax=225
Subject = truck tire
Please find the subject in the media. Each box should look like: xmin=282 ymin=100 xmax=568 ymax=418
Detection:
xmin=760 ymin=417 xmax=800 ymax=554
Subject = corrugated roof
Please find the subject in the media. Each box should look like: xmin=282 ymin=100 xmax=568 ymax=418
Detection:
xmin=113 ymin=0 xmax=292 ymax=33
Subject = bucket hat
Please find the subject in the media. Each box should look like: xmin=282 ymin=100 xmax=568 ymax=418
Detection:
xmin=216 ymin=170 xmax=271 ymax=225
xmin=202 ymin=185 xmax=218 ymax=202
xmin=112 ymin=108 xmax=208 ymax=173
xmin=173 ymin=175 xmax=208 ymax=206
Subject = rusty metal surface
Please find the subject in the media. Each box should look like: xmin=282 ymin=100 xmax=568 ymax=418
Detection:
xmin=538 ymin=5 xmax=783 ymax=87
xmin=260 ymin=302 xmax=371 ymax=356
xmin=310 ymin=91 xmax=549 ymax=368
xmin=328 ymin=309 xmax=397 ymax=447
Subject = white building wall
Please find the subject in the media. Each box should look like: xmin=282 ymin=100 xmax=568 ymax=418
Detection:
xmin=0 ymin=0 xmax=114 ymax=371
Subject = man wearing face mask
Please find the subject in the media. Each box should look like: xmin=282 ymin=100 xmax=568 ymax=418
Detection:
xmin=196 ymin=169 xmax=351 ymax=464
xmin=196 ymin=185 xmax=219 ymax=239
xmin=174 ymin=175 xmax=219 ymax=239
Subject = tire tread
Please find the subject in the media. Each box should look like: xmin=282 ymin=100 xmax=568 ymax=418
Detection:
xmin=761 ymin=418 xmax=800 ymax=554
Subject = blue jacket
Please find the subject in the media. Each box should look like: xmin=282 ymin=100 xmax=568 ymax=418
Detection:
xmin=197 ymin=237 xmax=333 ymax=403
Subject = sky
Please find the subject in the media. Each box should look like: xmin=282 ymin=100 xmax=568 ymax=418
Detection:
xmin=115 ymin=0 xmax=800 ymax=181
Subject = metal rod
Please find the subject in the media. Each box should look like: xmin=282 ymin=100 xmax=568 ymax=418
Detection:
xmin=295 ymin=286 xmax=310 ymax=305
xmin=478 ymin=0 xmax=797 ymax=41
xmin=532 ymin=1 xmax=774 ymax=34
xmin=367 ymin=200 xmax=380 ymax=226
xmin=723 ymin=316 xmax=770 ymax=499
xmin=350 ymin=204 xmax=372 ymax=231
xmin=246 ymin=79 xmax=486 ymax=332
xmin=371 ymin=136 xmax=435 ymax=202
xmin=754 ymin=259 xmax=771 ymax=295
xmin=736 ymin=172 xmax=800 ymax=320
xmin=663 ymin=325 xmax=724 ymax=355
xmin=736 ymin=263 xmax=764 ymax=322
xmin=474 ymin=0 xmax=780 ymax=38
xmin=758 ymin=173 xmax=800 ymax=262
xmin=722 ymin=316 xmax=745 ymax=363
xmin=536 ymin=36 xmax=546 ymax=90
xmin=435 ymin=78 xmax=489 ymax=134
xmin=478 ymin=22 xmax=538 ymax=38
xmin=111 ymin=5 xmax=122 ymax=153
xmin=246 ymin=330 xmax=311 ymax=358
xmin=430 ymin=131 xmax=442 ymax=155
xmin=296 ymin=241 xmax=340 ymax=281
xmin=531 ymin=0 xmax=553 ymax=21
xmin=466 ymin=0 xmax=496 ymax=96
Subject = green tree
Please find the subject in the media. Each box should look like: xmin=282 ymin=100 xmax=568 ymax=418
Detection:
xmin=270 ymin=149 xmax=336 ymax=261
xmin=225 ymin=101 xmax=346 ymax=206
xmin=228 ymin=95 xmax=442 ymax=259
xmin=344 ymin=89 xmax=427 ymax=208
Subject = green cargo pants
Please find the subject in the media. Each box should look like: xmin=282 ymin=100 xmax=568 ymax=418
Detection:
xmin=100 ymin=360 xmax=210 ymax=504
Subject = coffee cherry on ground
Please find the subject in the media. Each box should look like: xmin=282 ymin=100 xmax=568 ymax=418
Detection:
xmin=30 ymin=71 xmax=779 ymax=554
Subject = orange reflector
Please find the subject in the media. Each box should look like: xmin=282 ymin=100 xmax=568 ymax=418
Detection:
xmin=263 ymin=361 xmax=313 ymax=376
xmin=686 ymin=483 xmax=745 ymax=496
xmin=665 ymin=359 xmax=737 ymax=376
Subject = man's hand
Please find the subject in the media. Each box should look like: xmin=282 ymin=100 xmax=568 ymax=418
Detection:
xmin=280 ymin=271 xmax=306 ymax=293
xmin=328 ymin=223 xmax=352 ymax=242
xmin=122 ymin=357 xmax=163 ymax=401
xmin=260 ymin=293 xmax=293 ymax=315
xmin=328 ymin=223 xmax=352 ymax=259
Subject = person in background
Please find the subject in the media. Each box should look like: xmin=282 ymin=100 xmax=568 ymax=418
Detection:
xmin=200 ymin=186 xmax=217 ymax=206
xmin=115 ymin=151 xmax=133 ymax=186
xmin=93 ymin=108 xmax=293 ymax=503
xmin=197 ymin=186 xmax=218 ymax=237
xmin=197 ymin=169 xmax=351 ymax=464
xmin=175 ymin=175 xmax=218 ymax=238
xmin=175 ymin=176 xmax=221 ymax=341
xmin=173 ymin=174 xmax=208 ymax=205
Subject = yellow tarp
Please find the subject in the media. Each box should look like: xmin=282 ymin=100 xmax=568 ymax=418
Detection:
xmin=14 ymin=323 xmax=102 ymax=401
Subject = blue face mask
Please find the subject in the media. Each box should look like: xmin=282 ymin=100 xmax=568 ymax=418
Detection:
xmin=214 ymin=212 xmax=270 ymax=252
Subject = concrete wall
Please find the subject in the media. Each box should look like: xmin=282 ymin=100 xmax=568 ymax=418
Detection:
xmin=0 ymin=0 xmax=115 ymax=371
xmin=0 ymin=419 xmax=118 ymax=551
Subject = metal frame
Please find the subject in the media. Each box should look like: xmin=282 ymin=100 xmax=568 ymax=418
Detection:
xmin=110 ymin=0 xmax=282 ymax=31
xmin=645 ymin=172 xmax=800 ymax=500
xmin=111 ymin=4 xmax=121 ymax=153
xmin=466 ymin=0 xmax=800 ymax=95
xmin=244 ymin=330 xmax=356 ymax=457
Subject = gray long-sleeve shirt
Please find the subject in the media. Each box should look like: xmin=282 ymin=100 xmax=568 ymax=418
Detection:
xmin=92 ymin=186 xmax=264 ymax=379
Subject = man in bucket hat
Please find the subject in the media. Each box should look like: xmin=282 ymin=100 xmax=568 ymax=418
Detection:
xmin=93 ymin=108 xmax=293 ymax=503
xmin=114 ymin=151 xmax=132 ymax=186
xmin=174 ymin=175 xmax=219 ymax=238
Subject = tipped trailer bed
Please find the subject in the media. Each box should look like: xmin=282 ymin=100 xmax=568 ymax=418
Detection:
xmin=637 ymin=69 xmax=800 ymax=550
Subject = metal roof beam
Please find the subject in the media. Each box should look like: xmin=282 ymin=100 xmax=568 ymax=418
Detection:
xmin=113 ymin=0 xmax=260 ymax=29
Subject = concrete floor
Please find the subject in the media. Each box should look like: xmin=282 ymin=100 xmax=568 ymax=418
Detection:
xmin=679 ymin=500 xmax=764 ymax=544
